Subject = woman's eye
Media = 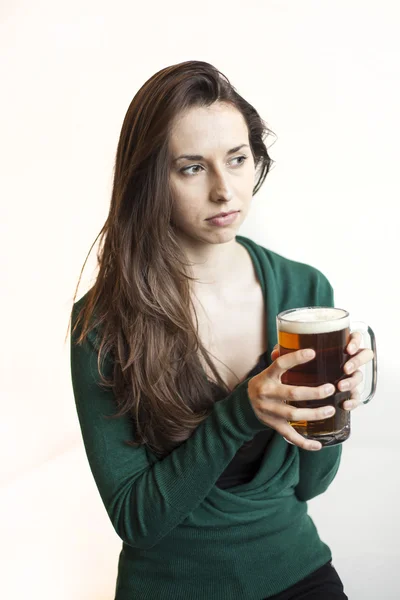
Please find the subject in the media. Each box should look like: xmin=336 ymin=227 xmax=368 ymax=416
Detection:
xmin=233 ymin=155 xmax=248 ymax=166
xmin=182 ymin=165 xmax=203 ymax=176
xmin=180 ymin=155 xmax=248 ymax=177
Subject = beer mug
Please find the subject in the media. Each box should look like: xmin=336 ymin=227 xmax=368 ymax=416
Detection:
xmin=276 ymin=307 xmax=377 ymax=447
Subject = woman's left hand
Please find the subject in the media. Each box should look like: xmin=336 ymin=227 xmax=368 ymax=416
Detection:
xmin=271 ymin=331 xmax=375 ymax=412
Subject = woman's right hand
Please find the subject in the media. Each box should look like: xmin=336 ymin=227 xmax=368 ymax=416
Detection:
xmin=247 ymin=348 xmax=336 ymax=451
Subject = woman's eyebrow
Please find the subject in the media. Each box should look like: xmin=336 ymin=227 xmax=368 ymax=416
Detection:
xmin=172 ymin=144 xmax=249 ymax=163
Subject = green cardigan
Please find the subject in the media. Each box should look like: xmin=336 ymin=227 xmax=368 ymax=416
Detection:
xmin=70 ymin=235 xmax=342 ymax=599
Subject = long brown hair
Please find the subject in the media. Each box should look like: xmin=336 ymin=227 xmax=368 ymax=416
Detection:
xmin=68 ymin=60 xmax=274 ymax=458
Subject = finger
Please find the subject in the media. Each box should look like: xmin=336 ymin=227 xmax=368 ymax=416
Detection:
xmin=272 ymin=348 xmax=316 ymax=379
xmin=260 ymin=396 xmax=336 ymax=423
xmin=271 ymin=344 xmax=279 ymax=355
xmin=255 ymin=412 xmax=322 ymax=450
xmin=344 ymin=348 xmax=375 ymax=375
xmin=279 ymin=381 xmax=336 ymax=403
xmin=276 ymin=422 xmax=323 ymax=451
xmin=286 ymin=403 xmax=336 ymax=423
xmin=271 ymin=348 xmax=280 ymax=361
xmin=347 ymin=331 xmax=363 ymax=354
xmin=343 ymin=388 xmax=362 ymax=410
xmin=338 ymin=369 xmax=363 ymax=392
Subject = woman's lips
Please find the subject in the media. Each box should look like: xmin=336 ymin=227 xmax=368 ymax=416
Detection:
xmin=206 ymin=211 xmax=239 ymax=226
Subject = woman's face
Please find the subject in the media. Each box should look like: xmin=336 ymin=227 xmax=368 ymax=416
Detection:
xmin=168 ymin=102 xmax=256 ymax=247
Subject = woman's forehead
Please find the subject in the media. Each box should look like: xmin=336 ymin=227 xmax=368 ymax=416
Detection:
xmin=169 ymin=104 xmax=248 ymax=154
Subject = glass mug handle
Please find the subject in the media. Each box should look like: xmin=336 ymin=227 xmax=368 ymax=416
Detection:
xmin=349 ymin=321 xmax=378 ymax=404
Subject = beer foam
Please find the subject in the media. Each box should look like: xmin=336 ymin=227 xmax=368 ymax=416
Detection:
xmin=278 ymin=308 xmax=349 ymax=335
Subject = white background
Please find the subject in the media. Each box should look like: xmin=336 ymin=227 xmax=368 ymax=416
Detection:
xmin=1 ymin=1 xmax=398 ymax=598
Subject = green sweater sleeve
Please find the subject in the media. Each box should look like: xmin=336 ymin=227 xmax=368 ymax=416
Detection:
xmin=70 ymin=314 xmax=270 ymax=551
xmin=294 ymin=269 xmax=343 ymax=502
xmin=294 ymin=445 xmax=342 ymax=502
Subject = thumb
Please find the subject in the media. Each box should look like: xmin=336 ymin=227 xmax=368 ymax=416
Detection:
xmin=271 ymin=344 xmax=280 ymax=361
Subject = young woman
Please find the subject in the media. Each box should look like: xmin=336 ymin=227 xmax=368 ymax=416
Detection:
xmin=70 ymin=60 xmax=374 ymax=599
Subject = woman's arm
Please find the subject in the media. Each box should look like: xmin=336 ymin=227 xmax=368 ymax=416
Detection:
xmin=70 ymin=314 xmax=269 ymax=551
xmin=294 ymin=445 xmax=342 ymax=501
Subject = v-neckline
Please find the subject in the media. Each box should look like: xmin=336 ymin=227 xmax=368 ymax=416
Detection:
xmin=206 ymin=235 xmax=278 ymax=392
xmin=236 ymin=235 xmax=276 ymax=371
xmin=241 ymin=347 xmax=269 ymax=380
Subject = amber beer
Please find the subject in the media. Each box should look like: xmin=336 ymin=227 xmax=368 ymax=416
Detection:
xmin=277 ymin=307 xmax=351 ymax=446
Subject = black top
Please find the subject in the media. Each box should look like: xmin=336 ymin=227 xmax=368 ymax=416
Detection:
xmin=211 ymin=350 xmax=275 ymax=490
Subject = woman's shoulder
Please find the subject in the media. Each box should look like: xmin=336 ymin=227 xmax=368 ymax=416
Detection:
xmin=71 ymin=289 xmax=94 ymax=334
xmin=71 ymin=288 xmax=103 ymax=352
xmin=236 ymin=235 xmax=334 ymax=307
xmin=72 ymin=288 xmax=92 ymax=312
xmin=237 ymin=235 xmax=331 ymax=284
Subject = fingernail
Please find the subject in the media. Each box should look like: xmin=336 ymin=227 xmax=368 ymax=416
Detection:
xmin=311 ymin=442 xmax=322 ymax=451
xmin=324 ymin=384 xmax=335 ymax=395
xmin=348 ymin=343 xmax=356 ymax=353
xmin=323 ymin=406 xmax=335 ymax=416
xmin=340 ymin=380 xmax=350 ymax=391
xmin=346 ymin=362 xmax=354 ymax=373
